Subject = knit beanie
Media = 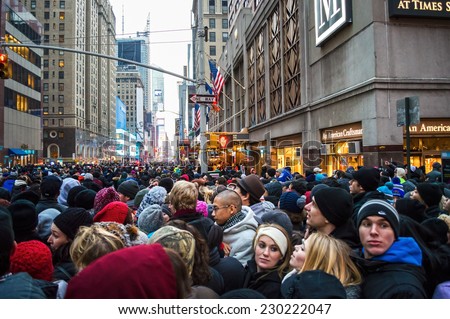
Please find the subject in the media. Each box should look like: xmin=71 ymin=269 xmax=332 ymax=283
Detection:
xmin=137 ymin=204 xmax=164 ymax=235
xmin=66 ymin=185 xmax=87 ymax=207
xmin=396 ymin=167 xmax=406 ymax=179
xmin=134 ymin=188 xmax=150 ymax=208
xmin=310 ymin=184 xmax=329 ymax=199
xmin=159 ymin=177 xmax=174 ymax=193
xmin=93 ymin=201 xmax=130 ymax=224
xmin=314 ymin=188 xmax=353 ymax=227
xmin=136 ymin=186 xmax=167 ymax=217
xmin=237 ymin=174 xmax=265 ymax=202
xmin=73 ymin=189 xmax=97 ymax=210
xmin=37 ymin=208 xmax=61 ymax=241
xmin=279 ymin=191 xmax=302 ymax=214
xmin=351 ymin=167 xmax=380 ymax=192
xmin=93 ymin=186 xmax=120 ymax=214
xmin=117 ymin=180 xmax=139 ymax=199
xmin=254 ymin=225 xmax=288 ymax=257
xmin=356 ymin=199 xmax=400 ymax=239
xmin=264 ymin=181 xmax=283 ymax=198
xmin=40 ymin=175 xmax=62 ymax=198
xmin=196 ymin=200 xmax=208 ymax=217
xmin=53 ymin=207 xmax=93 ymax=240
xmin=391 ymin=177 xmax=405 ymax=198
xmin=10 ymin=240 xmax=54 ymax=281
xmin=148 ymin=225 xmax=196 ymax=276
xmin=416 ymin=183 xmax=443 ymax=207
xmin=57 ymin=177 xmax=81 ymax=206
xmin=7 ymin=199 xmax=38 ymax=235
xmin=260 ymin=209 xmax=294 ymax=238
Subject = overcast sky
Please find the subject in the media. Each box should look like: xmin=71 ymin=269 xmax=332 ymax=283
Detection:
xmin=109 ymin=0 xmax=193 ymax=141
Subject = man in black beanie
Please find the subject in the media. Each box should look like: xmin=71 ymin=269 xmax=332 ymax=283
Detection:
xmin=349 ymin=167 xmax=386 ymax=225
xmin=7 ymin=199 xmax=41 ymax=243
xmin=304 ymin=187 xmax=360 ymax=248
xmin=117 ymin=180 xmax=139 ymax=209
xmin=36 ymin=175 xmax=67 ymax=214
xmin=355 ymin=199 xmax=427 ymax=298
xmin=411 ymin=183 xmax=444 ymax=218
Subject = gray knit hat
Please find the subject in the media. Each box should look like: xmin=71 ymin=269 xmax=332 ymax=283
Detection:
xmin=117 ymin=180 xmax=139 ymax=199
xmin=136 ymin=186 xmax=167 ymax=217
xmin=137 ymin=204 xmax=164 ymax=235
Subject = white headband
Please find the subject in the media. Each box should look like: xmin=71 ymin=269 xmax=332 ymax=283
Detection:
xmin=254 ymin=227 xmax=288 ymax=257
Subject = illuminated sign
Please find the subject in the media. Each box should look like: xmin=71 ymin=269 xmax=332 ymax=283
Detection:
xmin=389 ymin=0 xmax=450 ymax=18
xmin=315 ymin=0 xmax=352 ymax=46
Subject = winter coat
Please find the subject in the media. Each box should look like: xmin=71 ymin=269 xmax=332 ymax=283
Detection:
xmin=354 ymin=237 xmax=427 ymax=299
xmin=0 ymin=272 xmax=46 ymax=299
xmin=243 ymin=259 xmax=284 ymax=299
xmin=222 ymin=206 xmax=258 ymax=266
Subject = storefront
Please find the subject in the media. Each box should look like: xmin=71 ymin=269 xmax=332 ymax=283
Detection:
xmin=321 ymin=123 xmax=364 ymax=176
xmin=405 ymin=118 xmax=450 ymax=173
xmin=206 ymin=132 xmax=250 ymax=170
xmin=270 ymin=134 xmax=303 ymax=174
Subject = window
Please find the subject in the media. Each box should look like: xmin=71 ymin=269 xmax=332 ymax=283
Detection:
xmin=209 ymin=18 xmax=216 ymax=29
xmin=59 ymin=119 xmax=64 ymax=126
xmin=222 ymin=32 xmax=229 ymax=42
xmin=58 ymin=107 xmax=64 ymax=114
xmin=59 ymin=35 xmax=64 ymax=43
xmin=58 ymin=83 xmax=64 ymax=91
xmin=44 ymin=12 xmax=50 ymax=19
xmin=44 ymin=35 xmax=49 ymax=43
xmin=59 ymin=23 xmax=64 ymax=31
xmin=43 ymin=71 xmax=49 ymax=79
xmin=43 ymin=60 xmax=49 ymax=67
xmin=58 ymin=95 xmax=64 ymax=103
xmin=58 ymin=59 xmax=64 ymax=67
xmin=222 ymin=0 xmax=228 ymax=13
xmin=43 ymin=83 xmax=49 ymax=91
xmin=58 ymin=131 xmax=64 ymax=138
xmin=222 ymin=19 xmax=228 ymax=29
xmin=59 ymin=12 xmax=65 ymax=20
xmin=60 ymin=0 xmax=65 ymax=8
xmin=31 ymin=1 xmax=36 ymax=9
xmin=209 ymin=45 xmax=216 ymax=56
xmin=44 ymin=23 xmax=50 ymax=31
xmin=43 ymin=95 xmax=49 ymax=103
xmin=209 ymin=32 xmax=216 ymax=42
xmin=58 ymin=71 xmax=64 ymax=79
xmin=45 ymin=1 xmax=50 ymax=8
xmin=43 ymin=119 xmax=49 ymax=127
xmin=209 ymin=0 xmax=215 ymax=13
xmin=43 ymin=107 xmax=49 ymax=115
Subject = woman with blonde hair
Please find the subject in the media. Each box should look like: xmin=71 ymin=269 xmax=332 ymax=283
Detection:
xmin=286 ymin=232 xmax=362 ymax=298
xmin=70 ymin=224 xmax=125 ymax=272
xmin=243 ymin=223 xmax=292 ymax=298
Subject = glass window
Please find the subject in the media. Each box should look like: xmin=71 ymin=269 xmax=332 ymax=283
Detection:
xmin=59 ymin=12 xmax=65 ymax=20
xmin=59 ymin=23 xmax=64 ymax=31
xmin=222 ymin=0 xmax=228 ymax=13
xmin=59 ymin=119 xmax=64 ymax=126
xmin=43 ymin=60 xmax=49 ymax=67
xmin=58 ymin=107 xmax=64 ymax=114
xmin=209 ymin=46 xmax=216 ymax=56
xmin=45 ymin=1 xmax=50 ymax=8
xmin=58 ymin=59 xmax=64 ymax=67
xmin=209 ymin=0 xmax=215 ymax=13
xmin=222 ymin=32 xmax=229 ymax=42
xmin=31 ymin=1 xmax=36 ymax=9
xmin=59 ymin=35 xmax=64 ymax=43
xmin=59 ymin=83 xmax=64 ymax=91
xmin=58 ymin=95 xmax=64 ymax=103
xmin=58 ymin=71 xmax=64 ymax=79
xmin=43 ymin=71 xmax=49 ymax=79
xmin=43 ymin=107 xmax=49 ymax=115
xmin=43 ymin=95 xmax=49 ymax=103
xmin=209 ymin=18 xmax=216 ymax=29
xmin=44 ymin=12 xmax=50 ymax=19
xmin=60 ymin=1 xmax=65 ymax=9
xmin=43 ymin=83 xmax=49 ymax=91
xmin=58 ymin=131 xmax=64 ymax=138
xmin=222 ymin=19 xmax=228 ymax=29
xmin=44 ymin=23 xmax=50 ymax=31
xmin=43 ymin=119 xmax=49 ymax=127
xmin=209 ymin=32 xmax=216 ymax=42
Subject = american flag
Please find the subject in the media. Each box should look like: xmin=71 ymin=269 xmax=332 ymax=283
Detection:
xmin=209 ymin=60 xmax=225 ymax=98
xmin=193 ymin=103 xmax=200 ymax=135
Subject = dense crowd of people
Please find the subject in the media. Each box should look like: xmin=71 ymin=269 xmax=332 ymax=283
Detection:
xmin=0 ymin=161 xmax=449 ymax=299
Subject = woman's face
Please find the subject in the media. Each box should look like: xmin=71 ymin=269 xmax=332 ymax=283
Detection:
xmin=290 ymin=239 xmax=307 ymax=270
xmin=443 ymin=196 xmax=450 ymax=213
xmin=254 ymin=235 xmax=283 ymax=272
xmin=47 ymin=223 xmax=70 ymax=251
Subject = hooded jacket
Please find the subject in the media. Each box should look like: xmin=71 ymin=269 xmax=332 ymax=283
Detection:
xmin=355 ymin=237 xmax=427 ymax=298
xmin=222 ymin=206 xmax=258 ymax=266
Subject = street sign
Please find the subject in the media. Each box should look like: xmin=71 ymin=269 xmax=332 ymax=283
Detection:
xmin=396 ymin=96 xmax=420 ymax=127
xmin=192 ymin=94 xmax=216 ymax=104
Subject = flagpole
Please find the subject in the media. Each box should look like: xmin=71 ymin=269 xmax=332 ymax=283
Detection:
xmin=206 ymin=53 xmax=246 ymax=90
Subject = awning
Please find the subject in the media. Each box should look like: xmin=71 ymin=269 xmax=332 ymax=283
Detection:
xmin=8 ymin=148 xmax=27 ymax=156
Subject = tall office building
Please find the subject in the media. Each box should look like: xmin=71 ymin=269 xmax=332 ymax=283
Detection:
xmin=0 ymin=0 xmax=43 ymax=167
xmin=23 ymin=0 xmax=117 ymax=163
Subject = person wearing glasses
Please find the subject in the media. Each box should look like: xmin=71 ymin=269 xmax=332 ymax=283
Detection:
xmin=212 ymin=189 xmax=258 ymax=266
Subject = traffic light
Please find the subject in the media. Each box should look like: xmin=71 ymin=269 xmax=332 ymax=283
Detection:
xmin=0 ymin=53 xmax=10 ymax=79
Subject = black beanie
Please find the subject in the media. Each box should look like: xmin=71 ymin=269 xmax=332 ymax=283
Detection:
xmin=158 ymin=178 xmax=174 ymax=194
xmin=416 ymin=183 xmax=442 ymax=207
xmin=352 ymin=167 xmax=380 ymax=192
xmin=7 ymin=199 xmax=38 ymax=234
xmin=67 ymin=185 xmax=87 ymax=207
xmin=53 ymin=207 xmax=93 ymax=240
xmin=40 ymin=175 xmax=62 ymax=198
xmin=73 ymin=189 xmax=97 ymax=210
xmin=117 ymin=180 xmax=139 ymax=199
xmin=11 ymin=190 xmax=40 ymax=205
xmin=314 ymin=188 xmax=353 ymax=227
xmin=357 ymin=199 xmax=400 ymax=239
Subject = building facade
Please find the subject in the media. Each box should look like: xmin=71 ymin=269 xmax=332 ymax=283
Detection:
xmin=211 ymin=0 xmax=450 ymax=176
xmin=0 ymin=0 xmax=43 ymax=167
xmin=22 ymin=0 xmax=117 ymax=164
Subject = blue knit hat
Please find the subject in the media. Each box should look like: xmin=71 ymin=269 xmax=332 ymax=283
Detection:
xmin=279 ymin=191 xmax=302 ymax=214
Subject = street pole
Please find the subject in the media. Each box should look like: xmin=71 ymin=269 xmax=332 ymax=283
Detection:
xmin=198 ymin=0 xmax=208 ymax=173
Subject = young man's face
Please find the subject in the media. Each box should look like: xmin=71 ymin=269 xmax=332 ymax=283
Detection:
xmin=349 ymin=179 xmax=364 ymax=195
xmin=359 ymin=216 xmax=395 ymax=259
xmin=304 ymin=197 xmax=327 ymax=230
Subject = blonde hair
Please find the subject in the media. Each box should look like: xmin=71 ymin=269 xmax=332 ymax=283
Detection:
xmin=253 ymin=223 xmax=292 ymax=279
xmin=169 ymin=181 xmax=198 ymax=211
xmin=70 ymin=225 xmax=125 ymax=271
xmin=301 ymin=232 xmax=362 ymax=286
xmin=438 ymin=214 xmax=450 ymax=229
